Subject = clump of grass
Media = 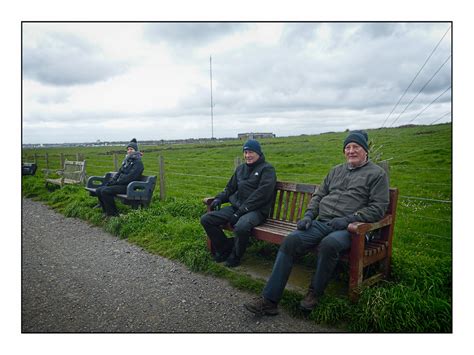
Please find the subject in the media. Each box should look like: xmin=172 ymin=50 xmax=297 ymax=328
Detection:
xmin=391 ymin=248 xmax=451 ymax=298
xmin=164 ymin=197 xmax=206 ymax=219
xmin=349 ymin=283 xmax=451 ymax=332
xmin=309 ymin=297 xmax=352 ymax=326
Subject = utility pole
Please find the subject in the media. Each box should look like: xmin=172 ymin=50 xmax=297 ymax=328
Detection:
xmin=210 ymin=56 xmax=214 ymax=139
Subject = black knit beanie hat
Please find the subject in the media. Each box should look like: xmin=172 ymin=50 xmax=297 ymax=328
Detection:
xmin=127 ymin=138 xmax=139 ymax=152
xmin=243 ymin=139 xmax=262 ymax=155
xmin=343 ymin=130 xmax=369 ymax=153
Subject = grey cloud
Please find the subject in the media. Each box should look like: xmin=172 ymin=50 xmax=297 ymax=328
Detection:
xmin=23 ymin=32 xmax=128 ymax=86
xmin=203 ymin=22 xmax=451 ymax=124
xmin=144 ymin=22 xmax=247 ymax=46
xmin=356 ymin=23 xmax=401 ymax=39
xmin=36 ymin=91 xmax=70 ymax=104
xmin=280 ymin=23 xmax=320 ymax=47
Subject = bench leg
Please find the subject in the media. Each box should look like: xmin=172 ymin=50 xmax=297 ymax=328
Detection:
xmin=348 ymin=261 xmax=363 ymax=302
xmin=206 ymin=237 xmax=216 ymax=255
xmin=348 ymin=232 xmax=365 ymax=302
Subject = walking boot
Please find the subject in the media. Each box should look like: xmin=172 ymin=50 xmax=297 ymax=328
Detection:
xmin=213 ymin=238 xmax=234 ymax=263
xmin=213 ymin=248 xmax=232 ymax=263
xmin=244 ymin=297 xmax=279 ymax=316
xmin=224 ymin=250 xmax=240 ymax=267
xmin=299 ymin=288 xmax=320 ymax=312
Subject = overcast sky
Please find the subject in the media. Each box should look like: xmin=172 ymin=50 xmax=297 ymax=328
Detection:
xmin=22 ymin=22 xmax=452 ymax=144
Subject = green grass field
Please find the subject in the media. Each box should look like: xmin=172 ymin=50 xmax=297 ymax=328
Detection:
xmin=22 ymin=123 xmax=452 ymax=332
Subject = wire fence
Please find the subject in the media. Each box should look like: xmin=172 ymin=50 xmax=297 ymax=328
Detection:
xmin=22 ymin=151 xmax=452 ymax=257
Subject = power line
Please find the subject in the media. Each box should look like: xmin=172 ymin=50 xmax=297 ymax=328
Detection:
xmin=381 ymin=25 xmax=451 ymax=128
xmin=389 ymin=54 xmax=452 ymax=128
xmin=406 ymin=86 xmax=451 ymax=124
xmin=430 ymin=111 xmax=451 ymax=125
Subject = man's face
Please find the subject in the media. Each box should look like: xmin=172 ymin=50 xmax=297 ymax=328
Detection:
xmin=244 ymin=150 xmax=259 ymax=164
xmin=344 ymin=142 xmax=367 ymax=167
xmin=127 ymin=147 xmax=135 ymax=155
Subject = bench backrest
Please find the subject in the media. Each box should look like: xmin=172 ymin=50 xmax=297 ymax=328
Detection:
xmin=63 ymin=160 xmax=86 ymax=183
xmin=22 ymin=162 xmax=37 ymax=175
xmin=269 ymin=181 xmax=318 ymax=222
xmin=269 ymin=181 xmax=398 ymax=224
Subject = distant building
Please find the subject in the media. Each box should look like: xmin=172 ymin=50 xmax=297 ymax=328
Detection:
xmin=238 ymin=132 xmax=275 ymax=140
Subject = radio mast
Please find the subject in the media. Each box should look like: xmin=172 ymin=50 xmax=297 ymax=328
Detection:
xmin=210 ymin=56 xmax=214 ymax=139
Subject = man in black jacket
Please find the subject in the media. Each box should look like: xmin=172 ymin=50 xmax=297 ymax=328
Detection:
xmin=201 ymin=139 xmax=277 ymax=267
xmin=95 ymin=138 xmax=144 ymax=217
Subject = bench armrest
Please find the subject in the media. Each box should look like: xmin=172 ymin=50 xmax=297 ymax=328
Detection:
xmin=203 ymin=197 xmax=215 ymax=212
xmin=86 ymin=176 xmax=106 ymax=188
xmin=86 ymin=172 xmax=116 ymax=188
xmin=347 ymin=215 xmax=393 ymax=235
xmin=126 ymin=181 xmax=150 ymax=198
xmin=347 ymin=214 xmax=393 ymax=260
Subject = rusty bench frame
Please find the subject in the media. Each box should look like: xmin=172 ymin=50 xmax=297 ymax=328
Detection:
xmin=204 ymin=181 xmax=398 ymax=301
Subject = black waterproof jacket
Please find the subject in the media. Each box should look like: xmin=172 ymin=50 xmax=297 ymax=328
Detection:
xmin=109 ymin=152 xmax=144 ymax=186
xmin=215 ymin=154 xmax=277 ymax=217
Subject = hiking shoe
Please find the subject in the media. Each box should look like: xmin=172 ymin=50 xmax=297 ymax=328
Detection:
xmin=299 ymin=289 xmax=319 ymax=312
xmin=244 ymin=297 xmax=279 ymax=316
xmin=213 ymin=249 xmax=232 ymax=263
xmin=224 ymin=253 xmax=241 ymax=267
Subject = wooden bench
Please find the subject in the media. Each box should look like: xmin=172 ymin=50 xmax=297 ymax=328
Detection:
xmin=203 ymin=181 xmax=399 ymax=301
xmin=85 ymin=172 xmax=157 ymax=209
xmin=44 ymin=160 xmax=86 ymax=187
xmin=22 ymin=162 xmax=37 ymax=176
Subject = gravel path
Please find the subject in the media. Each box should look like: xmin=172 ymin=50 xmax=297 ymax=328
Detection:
xmin=21 ymin=198 xmax=338 ymax=333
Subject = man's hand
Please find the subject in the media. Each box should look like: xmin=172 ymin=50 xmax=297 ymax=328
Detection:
xmin=329 ymin=215 xmax=358 ymax=230
xmin=210 ymin=198 xmax=222 ymax=211
xmin=297 ymin=216 xmax=312 ymax=230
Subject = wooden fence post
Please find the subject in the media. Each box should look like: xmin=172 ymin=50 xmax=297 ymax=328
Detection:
xmin=113 ymin=153 xmax=118 ymax=171
xmin=159 ymin=155 xmax=166 ymax=201
xmin=45 ymin=153 xmax=49 ymax=169
xmin=34 ymin=153 xmax=38 ymax=164
xmin=60 ymin=153 xmax=65 ymax=168
xmin=234 ymin=157 xmax=241 ymax=171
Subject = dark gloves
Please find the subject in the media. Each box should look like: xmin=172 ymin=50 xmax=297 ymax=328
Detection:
xmin=328 ymin=214 xmax=359 ymax=230
xmin=210 ymin=198 xmax=222 ymax=211
xmin=297 ymin=215 xmax=313 ymax=230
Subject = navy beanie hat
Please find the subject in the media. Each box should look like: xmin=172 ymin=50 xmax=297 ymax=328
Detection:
xmin=343 ymin=131 xmax=369 ymax=153
xmin=243 ymin=139 xmax=262 ymax=155
xmin=127 ymin=138 xmax=139 ymax=152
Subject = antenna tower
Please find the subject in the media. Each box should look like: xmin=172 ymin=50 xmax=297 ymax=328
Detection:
xmin=210 ymin=56 xmax=214 ymax=139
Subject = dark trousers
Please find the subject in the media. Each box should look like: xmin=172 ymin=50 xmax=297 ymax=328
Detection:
xmin=95 ymin=185 xmax=127 ymax=216
xmin=263 ymin=220 xmax=351 ymax=303
xmin=200 ymin=206 xmax=266 ymax=258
